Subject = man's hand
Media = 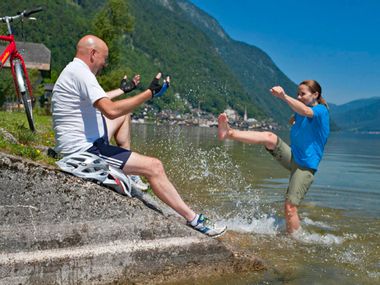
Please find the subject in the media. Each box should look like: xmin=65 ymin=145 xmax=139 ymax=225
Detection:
xmin=148 ymin=72 xmax=170 ymax=98
xmin=270 ymin=86 xmax=286 ymax=100
xmin=120 ymin=74 xmax=141 ymax=93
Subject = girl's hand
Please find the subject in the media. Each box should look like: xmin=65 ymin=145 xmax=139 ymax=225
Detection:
xmin=270 ymin=86 xmax=286 ymax=100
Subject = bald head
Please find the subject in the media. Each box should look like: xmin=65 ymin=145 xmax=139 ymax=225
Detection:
xmin=75 ymin=35 xmax=109 ymax=75
xmin=76 ymin=35 xmax=108 ymax=56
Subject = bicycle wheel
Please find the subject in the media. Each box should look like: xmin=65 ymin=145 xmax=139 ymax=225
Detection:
xmin=14 ymin=61 xmax=35 ymax=132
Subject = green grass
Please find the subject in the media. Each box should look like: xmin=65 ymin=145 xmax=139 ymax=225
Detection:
xmin=0 ymin=110 xmax=153 ymax=193
xmin=0 ymin=110 xmax=56 ymax=165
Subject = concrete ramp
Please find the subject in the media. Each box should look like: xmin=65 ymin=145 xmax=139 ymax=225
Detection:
xmin=0 ymin=153 xmax=263 ymax=284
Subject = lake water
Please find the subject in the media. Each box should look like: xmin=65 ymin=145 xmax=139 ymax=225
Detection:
xmin=131 ymin=124 xmax=380 ymax=285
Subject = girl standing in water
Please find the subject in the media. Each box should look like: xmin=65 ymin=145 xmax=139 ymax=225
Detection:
xmin=218 ymin=80 xmax=329 ymax=234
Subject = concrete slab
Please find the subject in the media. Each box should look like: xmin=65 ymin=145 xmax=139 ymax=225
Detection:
xmin=0 ymin=153 xmax=263 ymax=284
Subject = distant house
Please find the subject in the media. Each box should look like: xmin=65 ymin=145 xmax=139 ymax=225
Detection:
xmin=246 ymin=118 xmax=258 ymax=123
xmin=0 ymin=41 xmax=51 ymax=71
xmin=0 ymin=41 xmax=51 ymax=110
xmin=224 ymin=107 xmax=239 ymax=121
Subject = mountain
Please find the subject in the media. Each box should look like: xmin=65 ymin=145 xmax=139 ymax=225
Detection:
xmin=173 ymin=0 xmax=295 ymax=123
xmin=0 ymin=0 xmax=296 ymax=124
xmin=330 ymin=97 xmax=380 ymax=131
xmin=126 ymin=0 xmax=264 ymax=116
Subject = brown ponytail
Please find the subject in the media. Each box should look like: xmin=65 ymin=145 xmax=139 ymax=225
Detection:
xmin=318 ymin=96 xmax=328 ymax=108
xmin=289 ymin=115 xmax=295 ymax=125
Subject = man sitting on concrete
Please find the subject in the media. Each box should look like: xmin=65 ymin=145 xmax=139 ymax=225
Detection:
xmin=52 ymin=35 xmax=226 ymax=237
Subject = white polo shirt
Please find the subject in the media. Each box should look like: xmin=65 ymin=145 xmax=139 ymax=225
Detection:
xmin=52 ymin=58 xmax=107 ymax=156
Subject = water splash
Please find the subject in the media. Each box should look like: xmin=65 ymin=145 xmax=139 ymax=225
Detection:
xmin=291 ymin=227 xmax=344 ymax=245
xmin=303 ymin=217 xmax=335 ymax=230
xmin=338 ymin=248 xmax=363 ymax=264
xmin=367 ymin=271 xmax=380 ymax=279
xmin=144 ymin=128 xmax=263 ymax=217
xmin=219 ymin=214 xmax=282 ymax=235
xmin=141 ymin=127 xmax=346 ymax=246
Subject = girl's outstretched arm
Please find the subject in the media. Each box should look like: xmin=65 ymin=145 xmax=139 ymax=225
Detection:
xmin=270 ymin=86 xmax=314 ymax=117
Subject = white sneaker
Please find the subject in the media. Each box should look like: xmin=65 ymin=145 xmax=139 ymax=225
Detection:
xmin=187 ymin=214 xmax=227 ymax=238
xmin=130 ymin=175 xmax=149 ymax=191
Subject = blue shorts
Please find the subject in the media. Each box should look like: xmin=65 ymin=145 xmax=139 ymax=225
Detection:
xmin=86 ymin=137 xmax=132 ymax=169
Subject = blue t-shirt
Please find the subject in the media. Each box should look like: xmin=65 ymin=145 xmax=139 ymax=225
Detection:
xmin=290 ymin=104 xmax=330 ymax=171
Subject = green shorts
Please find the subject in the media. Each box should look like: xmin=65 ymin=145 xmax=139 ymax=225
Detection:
xmin=266 ymin=137 xmax=315 ymax=206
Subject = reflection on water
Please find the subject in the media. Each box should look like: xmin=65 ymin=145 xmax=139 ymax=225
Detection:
xmin=131 ymin=124 xmax=380 ymax=284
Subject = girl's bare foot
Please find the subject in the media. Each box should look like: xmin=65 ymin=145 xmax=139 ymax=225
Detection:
xmin=218 ymin=113 xmax=230 ymax=140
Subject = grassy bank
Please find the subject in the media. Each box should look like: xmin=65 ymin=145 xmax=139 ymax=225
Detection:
xmin=0 ymin=110 xmax=56 ymax=164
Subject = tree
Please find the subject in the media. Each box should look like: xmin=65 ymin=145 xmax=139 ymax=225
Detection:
xmin=92 ymin=0 xmax=134 ymax=68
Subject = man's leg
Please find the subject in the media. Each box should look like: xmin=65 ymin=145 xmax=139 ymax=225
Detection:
xmin=106 ymin=115 xmax=149 ymax=190
xmin=91 ymin=121 xmax=226 ymax=236
xmin=218 ymin=113 xmax=277 ymax=150
xmin=105 ymin=114 xmax=131 ymax=149
xmin=123 ymin=152 xmax=196 ymax=222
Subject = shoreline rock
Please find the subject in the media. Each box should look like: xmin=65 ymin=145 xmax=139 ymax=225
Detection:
xmin=0 ymin=152 xmax=264 ymax=284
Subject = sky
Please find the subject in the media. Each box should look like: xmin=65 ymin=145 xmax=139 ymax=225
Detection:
xmin=190 ymin=0 xmax=380 ymax=105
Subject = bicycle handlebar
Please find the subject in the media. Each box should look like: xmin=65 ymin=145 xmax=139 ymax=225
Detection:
xmin=1 ymin=7 xmax=43 ymax=23
xmin=23 ymin=7 xmax=43 ymax=18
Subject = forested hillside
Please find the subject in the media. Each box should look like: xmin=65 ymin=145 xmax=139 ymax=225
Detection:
xmin=173 ymin=0 xmax=295 ymax=123
xmin=0 ymin=0 xmax=98 ymax=106
xmin=0 ymin=0 xmax=297 ymax=123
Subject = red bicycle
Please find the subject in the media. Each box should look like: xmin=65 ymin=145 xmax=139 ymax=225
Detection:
xmin=0 ymin=7 xmax=43 ymax=132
